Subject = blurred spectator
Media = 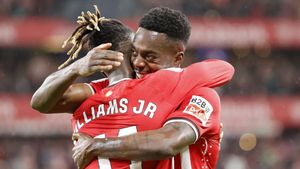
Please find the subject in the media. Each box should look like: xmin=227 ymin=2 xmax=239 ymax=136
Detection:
xmin=26 ymin=54 xmax=57 ymax=92
xmin=0 ymin=1 xmax=299 ymax=169
xmin=0 ymin=138 xmax=74 ymax=169
xmin=0 ymin=48 xmax=58 ymax=93
xmin=191 ymin=48 xmax=300 ymax=96
xmin=0 ymin=131 xmax=299 ymax=169
xmin=0 ymin=47 xmax=299 ymax=95
xmin=1 ymin=0 xmax=300 ymax=19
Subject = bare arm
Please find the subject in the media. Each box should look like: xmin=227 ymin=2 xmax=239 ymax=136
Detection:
xmin=72 ymin=122 xmax=196 ymax=169
xmin=31 ymin=43 xmax=123 ymax=113
xmin=31 ymin=66 xmax=82 ymax=113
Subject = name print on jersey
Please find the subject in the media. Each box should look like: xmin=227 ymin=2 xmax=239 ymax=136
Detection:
xmin=76 ymin=98 xmax=157 ymax=129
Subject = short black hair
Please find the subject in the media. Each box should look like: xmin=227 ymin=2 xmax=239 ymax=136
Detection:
xmin=139 ymin=7 xmax=191 ymax=45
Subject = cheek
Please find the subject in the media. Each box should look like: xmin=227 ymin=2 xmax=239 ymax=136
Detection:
xmin=161 ymin=55 xmax=177 ymax=66
xmin=159 ymin=59 xmax=176 ymax=68
xmin=148 ymin=63 xmax=163 ymax=72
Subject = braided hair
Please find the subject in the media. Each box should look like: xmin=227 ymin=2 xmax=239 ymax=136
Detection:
xmin=59 ymin=5 xmax=133 ymax=69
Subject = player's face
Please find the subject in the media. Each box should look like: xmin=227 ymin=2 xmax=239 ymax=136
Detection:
xmin=132 ymin=28 xmax=184 ymax=78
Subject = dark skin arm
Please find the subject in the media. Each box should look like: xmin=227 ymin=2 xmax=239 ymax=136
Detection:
xmin=31 ymin=43 xmax=123 ymax=113
xmin=72 ymin=122 xmax=196 ymax=169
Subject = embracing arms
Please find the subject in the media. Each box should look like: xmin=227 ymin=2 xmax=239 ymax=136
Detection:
xmin=72 ymin=86 xmax=222 ymax=169
xmin=31 ymin=43 xmax=123 ymax=113
xmin=72 ymin=122 xmax=195 ymax=169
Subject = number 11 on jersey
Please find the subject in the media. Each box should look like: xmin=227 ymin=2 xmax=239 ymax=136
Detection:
xmin=95 ymin=126 xmax=142 ymax=169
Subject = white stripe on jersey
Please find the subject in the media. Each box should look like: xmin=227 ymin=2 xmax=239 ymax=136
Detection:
xmin=163 ymin=119 xmax=199 ymax=143
xmin=172 ymin=157 xmax=175 ymax=169
xmin=95 ymin=134 xmax=112 ymax=169
xmin=181 ymin=147 xmax=192 ymax=169
xmin=118 ymin=126 xmax=142 ymax=169
xmin=108 ymin=78 xmax=132 ymax=87
xmin=164 ymin=67 xmax=183 ymax=72
xmin=98 ymin=159 xmax=112 ymax=169
xmin=84 ymin=83 xmax=95 ymax=95
xmin=91 ymin=78 xmax=109 ymax=83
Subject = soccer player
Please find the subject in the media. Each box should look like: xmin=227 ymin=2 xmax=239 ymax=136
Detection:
xmin=30 ymin=6 xmax=126 ymax=114
xmin=31 ymin=5 xmax=233 ymax=169
xmin=72 ymin=7 xmax=231 ymax=169
xmin=64 ymin=7 xmax=232 ymax=169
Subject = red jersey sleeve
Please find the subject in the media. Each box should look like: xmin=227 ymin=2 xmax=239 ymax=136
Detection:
xmin=164 ymin=87 xmax=221 ymax=143
xmin=85 ymin=78 xmax=109 ymax=94
xmin=183 ymin=59 xmax=235 ymax=88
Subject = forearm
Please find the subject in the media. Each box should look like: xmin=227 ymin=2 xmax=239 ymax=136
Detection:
xmin=88 ymin=123 xmax=196 ymax=160
xmin=31 ymin=65 xmax=79 ymax=113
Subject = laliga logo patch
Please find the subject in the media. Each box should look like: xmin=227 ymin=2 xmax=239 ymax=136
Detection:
xmin=183 ymin=95 xmax=213 ymax=126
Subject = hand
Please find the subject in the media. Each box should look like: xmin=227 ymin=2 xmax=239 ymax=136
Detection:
xmin=72 ymin=132 xmax=95 ymax=169
xmin=71 ymin=43 xmax=124 ymax=77
xmin=219 ymin=122 xmax=224 ymax=148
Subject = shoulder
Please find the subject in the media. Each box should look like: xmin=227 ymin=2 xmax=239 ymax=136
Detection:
xmin=180 ymin=87 xmax=221 ymax=119
xmin=88 ymin=78 xmax=109 ymax=94
xmin=185 ymin=87 xmax=220 ymax=103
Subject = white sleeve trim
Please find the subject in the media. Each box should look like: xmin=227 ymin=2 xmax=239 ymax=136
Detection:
xmin=163 ymin=119 xmax=199 ymax=144
xmin=84 ymin=83 xmax=95 ymax=95
xmin=91 ymin=78 xmax=108 ymax=83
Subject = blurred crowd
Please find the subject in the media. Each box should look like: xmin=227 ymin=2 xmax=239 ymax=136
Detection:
xmin=219 ymin=130 xmax=300 ymax=169
xmin=1 ymin=131 xmax=299 ymax=169
xmin=1 ymin=47 xmax=299 ymax=96
xmin=1 ymin=1 xmax=300 ymax=169
xmin=1 ymin=0 xmax=300 ymax=19
xmin=0 ymin=137 xmax=74 ymax=169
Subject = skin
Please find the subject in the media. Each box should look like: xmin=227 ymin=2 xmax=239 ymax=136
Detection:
xmin=31 ymin=43 xmax=125 ymax=113
xmin=72 ymin=28 xmax=198 ymax=169
xmin=132 ymin=28 xmax=185 ymax=78
xmin=72 ymin=123 xmax=195 ymax=168
xmin=31 ymin=26 xmax=226 ymax=169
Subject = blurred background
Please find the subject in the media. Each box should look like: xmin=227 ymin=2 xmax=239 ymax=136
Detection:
xmin=0 ymin=0 xmax=300 ymax=168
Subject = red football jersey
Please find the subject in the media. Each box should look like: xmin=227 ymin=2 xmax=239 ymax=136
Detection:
xmin=156 ymin=87 xmax=221 ymax=169
xmin=85 ymin=78 xmax=109 ymax=94
xmin=71 ymin=59 xmax=234 ymax=169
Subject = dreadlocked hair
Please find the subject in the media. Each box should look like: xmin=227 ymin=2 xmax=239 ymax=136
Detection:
xmin=139 ymin=7 xmax=191 ymax=45
xmin=59 ymin=5 xmax=132 ymax=69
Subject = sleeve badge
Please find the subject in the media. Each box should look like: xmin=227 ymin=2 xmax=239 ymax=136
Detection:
xmin=183 ymin=95 xmax=213 ymax=126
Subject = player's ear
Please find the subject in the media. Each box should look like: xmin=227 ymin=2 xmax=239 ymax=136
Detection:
xmin=174 ymin=51 xmax=184 ymax=67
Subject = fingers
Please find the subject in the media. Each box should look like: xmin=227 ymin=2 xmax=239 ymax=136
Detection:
xmin=91 ymin=43 xmax=124 ymax=61
xmin=72 ymin=133 xmax=79 ymax=141
xmin=92 ymin=50 xmax=124 ymax=61
xmin=89 ymin=59 xmax=121 ymax=67
xmin=94 ymin=43 xmax=112 ymax=50
xmin=87 ymin=50 xmax=123 ymax=73
xmin=73 ymin=43 xmax=124 ymax=76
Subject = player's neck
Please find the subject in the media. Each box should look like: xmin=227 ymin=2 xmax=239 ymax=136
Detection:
xmin=107 ymin=68 xmax=134 ymax=86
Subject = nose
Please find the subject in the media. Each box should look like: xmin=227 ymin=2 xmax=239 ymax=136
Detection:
xmin=132 ymin=55 xmax=146 ymax=69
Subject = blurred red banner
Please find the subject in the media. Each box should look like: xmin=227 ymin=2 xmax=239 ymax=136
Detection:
xmin=0 ymin=94 xmax=299 ymax=137
xmin=0 ymin=17 xmax=300 ymax=48
xmin=221 ymin=96 xmax=300 ymax=137
xmin=0 ymin=93 xmax=72 ymax=136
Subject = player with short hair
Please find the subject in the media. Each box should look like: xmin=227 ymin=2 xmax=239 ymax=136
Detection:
xmin=31 ymin=6 xmax=233 ymax=169
xmin=70 ymin=7 xmax=233 ymax=169
xmin=132 ymin=6 xmax=191 ymax=79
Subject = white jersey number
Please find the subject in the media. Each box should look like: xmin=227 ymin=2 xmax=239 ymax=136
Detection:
xmin=95 ymin=126 xmax=142 ymax=169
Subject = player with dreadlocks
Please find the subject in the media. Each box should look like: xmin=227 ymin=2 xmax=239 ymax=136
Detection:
xmin=58 ymin=5 xmax=126 ymax=70
xmin=31 ymin=5 xmax=131 ymax=113
xmin=69 ymin=7 xmax=233 ymax=169
xmin=32 ymin=6 xmax=234 ymax=169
